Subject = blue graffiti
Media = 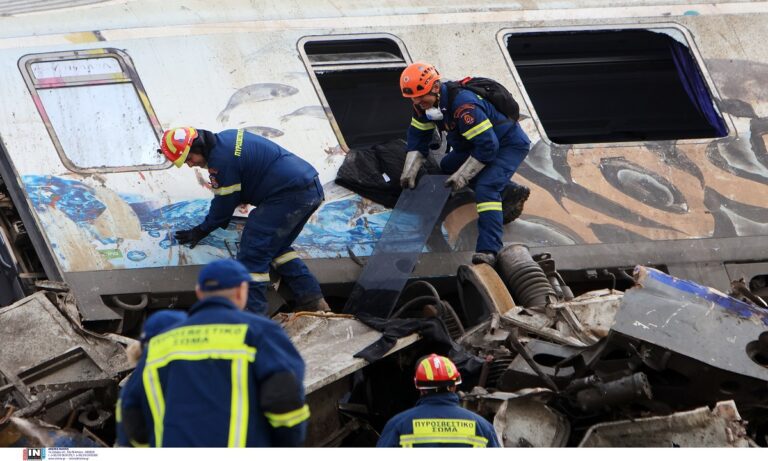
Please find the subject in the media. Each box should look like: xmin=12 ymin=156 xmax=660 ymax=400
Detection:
xmin=126 ymin=250 xmax=147 ymax=261
xmin=23 ymin=175 xmax=106 ymax=222
xmin=643 ymin=267 xmax=768 ymax=326
xmin=295 ymin=199 xmax=390 ymax=256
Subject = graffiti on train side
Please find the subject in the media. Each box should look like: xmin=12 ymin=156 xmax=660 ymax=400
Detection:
xmin=443 ymin=58 xmax=768 ymax=251
xmin=21 ymin=175 xmax=391 ymax=271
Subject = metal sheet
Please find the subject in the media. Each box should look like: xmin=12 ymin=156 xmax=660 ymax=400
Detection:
xmin=0 ymin=292 xmax=130 ymax=406
xmin=344 ymin=175 xmax=450 ymax=318
xmin=277 ymin=314 xmax=419 ymax=394
xmin=614 ymin=266 xmax=768 ymax=382
xmin=578 ymin=400 xmax=754 ymax=447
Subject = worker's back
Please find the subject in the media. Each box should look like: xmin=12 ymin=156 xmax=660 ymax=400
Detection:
xmin=377 ymin=392 xmax=500 ymax=448
xmin=208 ymin=129 xmax=318 ymax=206
xmin=143 ymin=295 xmax=308 ymax=447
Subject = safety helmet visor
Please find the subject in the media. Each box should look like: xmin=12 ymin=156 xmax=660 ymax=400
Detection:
xmin=160 ymin=127 xmax=198 ymax=168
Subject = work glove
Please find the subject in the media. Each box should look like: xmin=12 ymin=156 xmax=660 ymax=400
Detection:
xmin=174 ymin=226 xmax=210 ymax=249
xmin=400 ymin=150 xmax=426 ymax=189
xmin=445 ymin=156 xmax=485 ymax=191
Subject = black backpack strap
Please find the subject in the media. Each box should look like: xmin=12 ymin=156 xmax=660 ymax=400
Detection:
xmin=443 ymin=81 xmax=462 ymax=113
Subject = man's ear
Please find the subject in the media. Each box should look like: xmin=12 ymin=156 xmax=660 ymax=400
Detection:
xmin=236 ymin=281 xmax=249 ymax=309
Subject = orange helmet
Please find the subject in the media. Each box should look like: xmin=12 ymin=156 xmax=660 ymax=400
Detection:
xmin=414 ymin=354 xmax=462 ymax=390
xmin=400 ymin=62 xmax=440 ymax=98
xmin=160 ymin=127 xmax=198 ymax=168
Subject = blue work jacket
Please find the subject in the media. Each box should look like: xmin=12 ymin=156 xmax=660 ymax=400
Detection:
xmin=199 ymin=129 xmax=318 ymax=233
xmin=377 ymin=392 xmax=500 ymax=448
xmin=406 ymin=83 xmax=528 ymax=164
xmin=141 ymin=296 xmax=309 ymax=447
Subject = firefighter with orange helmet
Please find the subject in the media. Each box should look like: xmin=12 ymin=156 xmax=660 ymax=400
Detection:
xmin=159 ymin=127 xmax=329 ymax=315
xmin=377 ymin=354 xmax=500 ymax=447
xmin=399 ymin=62 xmax=531 ymax=267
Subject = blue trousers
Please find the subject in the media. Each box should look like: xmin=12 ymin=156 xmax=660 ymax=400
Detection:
xmin=238 ymin=176 xmax=324 ymax=315
xmin=441 ymin=124 xmax=529 ymax=254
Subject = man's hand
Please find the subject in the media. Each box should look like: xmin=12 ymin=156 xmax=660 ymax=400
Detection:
xmin=400 ymin=150 xmax=426 ymax=189
xmin=174 ymin=226 xmax=210 ymax=249
xmin=445 ymin=156 xmax=485 ymax=191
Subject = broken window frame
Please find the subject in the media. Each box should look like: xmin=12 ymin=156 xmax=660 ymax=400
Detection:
xmin=298 ymin=33 xmax=412 ymax=151
xmin=18 ymin=48 xmax=166 ymax=173
xmin=496 ymin=24 xmax=732 ymax=147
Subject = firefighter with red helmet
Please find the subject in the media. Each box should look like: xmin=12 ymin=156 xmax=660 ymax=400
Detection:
xmin=377 ymin=354 xmax=500 ymax=447
xmin=399 ymin=62 xmax=531 ymax=267
xmin=159 ymin=127 xmax=329 ymax=315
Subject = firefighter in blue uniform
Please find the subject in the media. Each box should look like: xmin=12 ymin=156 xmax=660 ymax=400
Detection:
xmin=129 ymin=259 xmax=309 ymax=447
xmin=117 ymin=310 xmax=187 ymax=447
xmin=377 ymin=354 xmax=500 ymax=448
xmin=399 ymin=62 xmax=531 ymax=266
xmin=160 ymin=127 xmax=329 ymax=315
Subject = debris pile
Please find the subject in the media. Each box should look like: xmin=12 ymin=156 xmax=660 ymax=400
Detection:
xmin=449 ymin=245 xmax=768 ymax=447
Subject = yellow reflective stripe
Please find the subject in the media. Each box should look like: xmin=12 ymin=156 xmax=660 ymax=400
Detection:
xmin=115 ymin=398 xmax=122 ymax=422
xmin=251 ymin=272 xmax=270 ymax=283
xmin=234 ymin=129 xmax=244 ymax=157
xmin=144 ymin=325 xmax=257 ymax=447
xmin=419 ymin=358 xmax=434 ymax=380
xmin=212 ymin=183 xmax=242 ymax=196
xmin=410 ymin=118 xmax=436 ymax=131
xmin=462 ymin=119 xmax=492 ymax=140
xmin=476 ymin=201 xmax=502 ymax=213
xmin=142 ymin=365 xmax=165 ymax=446
xmin=264 ymin=404 xmax=310 ymax=428
xmin=443 ymin=359 xmax=456 ymax=378
xmin=399 ymin=435 xmax=488 ymax=447
xmin=273 ymin=251 xmax=298 ymax=267
xmin=228 ymin=358 xmax=249 ymax=447
xmin=164 ymin=130 xmax=178 ymax=154
xmin=129 ymin=440 xmax=149 ymax=448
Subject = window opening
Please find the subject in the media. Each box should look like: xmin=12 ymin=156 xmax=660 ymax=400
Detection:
xmin=19 ymin=49 xmax=164 ymax=173
xmin=301 ymin=35 xmax=413 ymax=150
xmin=504 ymin=29 xmax=727 ymax=144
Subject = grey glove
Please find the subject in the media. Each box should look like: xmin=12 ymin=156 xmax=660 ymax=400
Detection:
xmin=400 ymin=150 xmax=426 ymax=189
xmin=445 ymin=156 xmax=485 ymax=191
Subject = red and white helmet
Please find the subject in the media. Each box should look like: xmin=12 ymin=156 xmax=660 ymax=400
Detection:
xmin=414 ymin=354 xmax=462 ymax=390
xmin=160 ymin=127 xmax=198 ymax=167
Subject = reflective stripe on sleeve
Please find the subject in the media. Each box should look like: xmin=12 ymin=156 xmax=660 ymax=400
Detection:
xmin=410 ymin=118 xmax=436 ymax=131
xmin=264 ymin=404 xmax=311 ymax=428
xmin=462 ymin=119 xmax=492 ymax=140
xmin=212 ymin=183 xmax=242 ymax=196
xmin=250 ymin=272 xmax=270 ymax=283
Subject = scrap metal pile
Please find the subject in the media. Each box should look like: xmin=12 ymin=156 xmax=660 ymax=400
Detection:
xmin=444 ymin=244 xmax=768 ymax=447
xmin=0 ymin=286 xmax=132 ymax=447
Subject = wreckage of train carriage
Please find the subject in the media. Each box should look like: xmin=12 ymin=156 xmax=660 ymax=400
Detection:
xmin=1 ymin=0 xmax=768 ymax=449
xmin=1 ymin=244 xmax=767 ymax=447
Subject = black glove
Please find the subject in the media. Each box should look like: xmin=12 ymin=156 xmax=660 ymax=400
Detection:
xmin=174 ymin=226 xmax=210 ymax=249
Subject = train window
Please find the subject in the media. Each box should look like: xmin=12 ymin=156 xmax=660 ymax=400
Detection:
xmin=502 ymin=28 xmax=728 ymax=144
xmin=19 ymin=49 xmax=165 ymax=173
xmin=300 ymin=34 xmax=413 ymax=150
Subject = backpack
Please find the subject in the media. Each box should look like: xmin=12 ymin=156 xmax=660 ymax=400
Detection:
xmin=445 ymin=76 xmax=520 ymax=121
